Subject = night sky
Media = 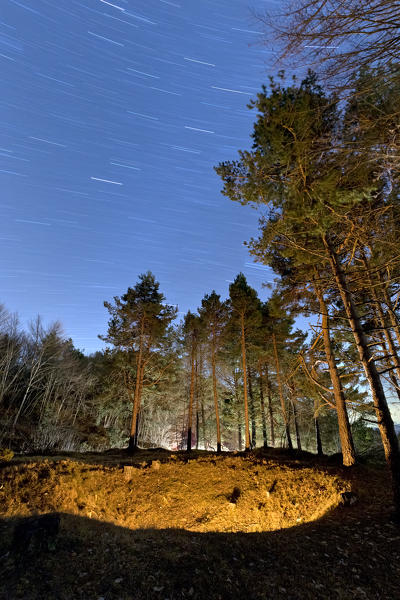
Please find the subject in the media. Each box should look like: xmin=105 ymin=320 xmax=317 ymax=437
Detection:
xmin=1 ymin=0 xmax=278 ymax=353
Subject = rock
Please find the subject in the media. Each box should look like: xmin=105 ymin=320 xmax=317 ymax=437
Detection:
xmin=152 ymin=460 xmax=161 ymax=471
xmin=123 ymin=466 xmax=135 ymax=481
xmin=228 ymin=486 xmax=241 ymax=504
xmin=267 ymin=479 xmax=278 ymax=496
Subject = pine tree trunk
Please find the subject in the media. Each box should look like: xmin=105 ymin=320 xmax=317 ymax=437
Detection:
xmin=258 ymin=362 xmax=268 ymax=448
xmin=247 ymin=366 xmax=256 ymax=448
xmin=314 ymin=396 xmax=323 ymax=455
xmin=195 ymin=356 xmax=199 ymax=450
xmin=238 ymin=421 xmax=242 ymax=451
xmin=265 ymin=364 xmax=275 ymax=447
xmin=241 ymin=313 xmax=251 ymax=451
xmin=199 ymin=353 xmax=206 ymax=449
xmin=212 ymin=333 xmax=222 ymax=453
xmin=272 ymin=333 xmax=293 ymax=450
xmin=234 ymin=367 xmax=242 ymax=451
xmin=315 ymin=416 xmax=323 ymax=456
xmin=314 ymin=280 xmax=356 ymax=466
xmin=290 ymin=393 xmax=302 ymax=451
xmin=324 ymin=235 xmax=400 ymax=515
xmin=128 ymin=321 xmax=144 ymax=454
xmin=187 ymin=342 xmax=196 ymax=452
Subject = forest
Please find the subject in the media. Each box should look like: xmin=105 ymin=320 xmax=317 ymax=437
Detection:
xmin=2 ymin=69 xmax=400 ymax=479
xmin=0 ymin=271 xmax=367 ymax=457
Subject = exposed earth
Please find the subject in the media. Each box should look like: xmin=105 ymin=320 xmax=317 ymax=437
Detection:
xmin=0 ymin=448 xmax=399 ymax=599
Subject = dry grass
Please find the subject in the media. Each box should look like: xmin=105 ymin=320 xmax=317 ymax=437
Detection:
xmin=0 ymin=452 xmax=349 ymax=533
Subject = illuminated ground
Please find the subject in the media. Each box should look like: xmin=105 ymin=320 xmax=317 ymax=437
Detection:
xmin=0 ymin=449 xmax=399 ymax=599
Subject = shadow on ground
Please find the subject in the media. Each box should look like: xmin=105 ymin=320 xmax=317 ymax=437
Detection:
xmin=1 ymin=504 xmax=399 ymax=600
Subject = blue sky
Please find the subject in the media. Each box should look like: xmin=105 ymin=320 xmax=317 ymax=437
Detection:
xmin=1 ymin=0 xmax=280 ymax=353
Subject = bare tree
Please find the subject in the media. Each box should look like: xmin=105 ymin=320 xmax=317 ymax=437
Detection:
xmin=260 ymin=0 xmax=400 ymax=82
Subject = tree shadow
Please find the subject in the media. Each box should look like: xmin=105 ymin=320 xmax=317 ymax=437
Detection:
xmin=1 ymin=505 xmax=399 ymax=600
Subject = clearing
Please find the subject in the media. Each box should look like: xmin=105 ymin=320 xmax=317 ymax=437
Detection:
xmin=0 ymin=448 xmax=399 ymax=599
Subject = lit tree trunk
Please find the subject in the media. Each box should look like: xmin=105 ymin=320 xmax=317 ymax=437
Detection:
xmin=234 ymin=366 xmax=242 ymax=451
xmin=133 ymin=413 xmax=140 ymax=449
xmin=240 ymin=313 xmax=251 ymax=451
xmin=128 ymin=319 xmax=145 ymax=453
xmin=135 ymin=358 xmax=146 ymax=448
xmin=258 ymin=360 xmax=268 ymax=448
xmin=265 ymin=364 xmax=275 ymax=447
xmin=195 ymin=356 xmax=199 ymax=450
xmin=199 ymin=352 xmax=206 ymax=449
xmin=324 ymin=236 xmax=400 ymax=515
xmin=247 ymin=366 xmax=256 ymax=448
xmin=187 ymin=342 xmax=196 ymax=452
xmin=211 ymin=331 xmax=222 ymax=453
xmin=272 ymin=333 xmax=293 ymax=450
xmin=314 ymin=280 xmax=356 ymax=466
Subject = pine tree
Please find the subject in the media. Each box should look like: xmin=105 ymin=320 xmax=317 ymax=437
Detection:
xmin=228 ymin=274 xmax=262 ymax=451
xmin=216 ymin=71 xmax=400 ymax=513
xmin=182 ymin=311 xmax=202 ymax=452
xmin=198 ymin=291 xmax=229 ymax=453
xmin=101 ymin=272 xmax=177 ymax=453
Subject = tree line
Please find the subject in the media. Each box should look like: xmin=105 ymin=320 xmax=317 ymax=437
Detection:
xmin=0 ymin=265 xmax=380 ymax=464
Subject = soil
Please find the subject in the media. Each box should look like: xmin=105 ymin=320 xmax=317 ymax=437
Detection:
xmin=0 ymin=448 xmax=399 ymax=599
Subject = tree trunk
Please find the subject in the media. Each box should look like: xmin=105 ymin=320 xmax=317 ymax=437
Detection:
xmin=265 ymin=364 xmax=275 ymax=447
xmin=290 ymin=390 xmax=302 ymax=451
xmin=187 ymin=341 xmax=196 ymax=452
xmin=238 ymin=421 xmax=242 ymax=451
xmin=128 ymin=321 xmax=145 ymax=454
xmin=314 ymin=279 xmax=356 ymax=466
xmin=258 ymin=361 xmax=268 ymax=448
xmin=211 ymin=332 xmax=222 ymax=453
xmin=13 ymin=352 xmax=45 ymax=428
xmin=324 ymin=235 xmax=400 ymax=515
xmin=199 ymin=352 xmax=206 ymax=449
xmin=241 ymin=313 xmax=251 ymax=451
xmin=195 ymin=356 xmax=199 ymax=450
xmin=315 ymin=414 xmax=323 ymax=456
xmin=272 ymin=333 xmax=293 ymax=450
xmin=234 ymin=366 xmax=242 ymax=451
xmin=247 ymin=366 xmax=256 ymax=448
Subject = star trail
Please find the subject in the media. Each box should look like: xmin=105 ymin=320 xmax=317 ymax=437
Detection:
xmin=1 ymin=0 xmax=276 ymax=353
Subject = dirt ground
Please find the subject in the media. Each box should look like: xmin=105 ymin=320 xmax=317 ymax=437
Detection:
xmin=0 ymin=448 xmax=399 ymax=599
